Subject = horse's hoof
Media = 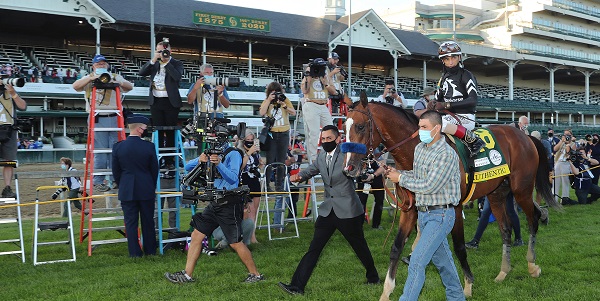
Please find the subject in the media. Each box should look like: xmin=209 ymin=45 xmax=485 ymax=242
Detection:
xmin=528 ymin=263 xmax=541 ymax=278
xmin=463 ymin=282 xmax=473 ymax=298
xmin=494 ymin=271 xmax=508 ymax=282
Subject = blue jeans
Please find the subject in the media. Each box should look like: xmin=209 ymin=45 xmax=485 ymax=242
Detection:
xmin=472 ymin=194 xmax=521 ymax=242
xmin=400 ymin=207 xmax=464 ymax=301
xmin=93 ymin=116 xmax=118 ymax=185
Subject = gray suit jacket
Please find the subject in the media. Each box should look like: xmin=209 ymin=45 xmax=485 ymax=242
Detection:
xmin=299 ymin=147 xmax=364 ymax=219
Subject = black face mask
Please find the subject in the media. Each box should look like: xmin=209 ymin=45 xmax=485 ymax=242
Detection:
xmin=141 ymin=129 xmax=149 ymax=138
xmin=593 ymin=138 xmax=599 ymax=144
xmin=244 ymin=141 xmax=254 ymax=149
xmin=547 ymin=133 xmax=553 ymax=137
xmin=321 ymin=141 xmax=337 ymax=153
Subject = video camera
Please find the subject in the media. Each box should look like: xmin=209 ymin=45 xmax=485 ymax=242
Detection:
xmin=160 ymin=37 xmax=171 ymax=58
xmin=304 ymin=58 xmax=327 ymax=78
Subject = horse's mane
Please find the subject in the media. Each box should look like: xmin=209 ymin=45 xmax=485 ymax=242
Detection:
xmin=350 ymin=100 xmax=419 ymax=125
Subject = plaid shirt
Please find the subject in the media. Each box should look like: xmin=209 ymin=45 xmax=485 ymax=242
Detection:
xmin=399 ymin=138 xmax=461 ymax=207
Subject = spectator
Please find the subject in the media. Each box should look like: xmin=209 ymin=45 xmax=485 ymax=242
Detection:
xmin=35 ymin=137 xmax=43 ymax=148
xmin=512 ymin=115 xmax=529 ymax=134
xmin=238 ymin=129 xmax=261 ymax=244
xmin=72 ymin=54 xmax=133 ymax=192
xmin=384 ymin=111 xmax=464 ymax=300
xmin=376 ymin=79 xmax=407 ymax=108
xmin=300 ymin=59 xmax=337 ymax=162
xmin=139 ymin=39 xmax=183 ymax=170
xmin=356 ymin=152 xmax=386 ymax=229
xmin=51 ymin=157 xmax=82 ymax=216
xmin=0 ymin=81 xmax=28 ymax=198
xmin=165 ymin=127 xmax=263 ymax=284
xmin=112 ymin=115 xmax=159 ymax=257
xmin=66 ymin=68 xmax=71 ymax=79
xmin=27 ymin=139 xmax=37 ymax=149
xmin=588 ymin=133 xmax=600 ymax=185
xmin=554 ymin=129 xmax=577 ymax=205
xmin=183 ymin=138 xmax=191 ymax=147
xmin=531 ymin=131 xmax=553 ymax=170
xmin=569 ymin=146 xmax=600 ymax=205
xmin=413 ymin=86 xmax=437 ymax=117
xmin=187 ymin=63 xmax=230 ymax=119
xmin=27 ymin=67 xmax=34 ymax=82
xmin=212 ymin=211 xmax=255 ymax=250
xmin=465 ymin=195 xmax=524 ymax=249
xmin=279 ymin=125 xmax=379 ymax=295
xmin=286 ymin=131 xmax=306 ymax=219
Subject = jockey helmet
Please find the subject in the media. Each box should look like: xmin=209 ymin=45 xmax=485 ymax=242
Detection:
xmin=438 ymin=41 xmax=462 ymax=59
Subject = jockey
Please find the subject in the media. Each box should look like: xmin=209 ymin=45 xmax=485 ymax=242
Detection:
xmin=430 ymin=41 xmax=485 ymax=157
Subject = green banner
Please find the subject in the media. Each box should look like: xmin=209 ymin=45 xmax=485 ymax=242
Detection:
xmin=193 ymin=11 xmax=271 ymax=32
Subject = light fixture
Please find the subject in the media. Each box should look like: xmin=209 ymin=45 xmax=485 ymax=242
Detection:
xmin=78 ymin=20 xmax=83 ymax=24
xmin=303 ymin=43 xmax=307 ymax=47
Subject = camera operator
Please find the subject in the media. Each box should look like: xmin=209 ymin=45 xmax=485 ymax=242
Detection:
xmin=587 ymin=133 xmax=600 ymax=185
xmin=238 ymin=129 xmax=261 ymax=244
xmin=259 ymin=82 xmax=296 ymax=192
xmin=187 ymin=63 xmax=230 ymax=119
xmin=165 ymin=133 xmax=264 ymax=284
xmin=138 ymin=38 xmax=184 ymax=170
xmin=301 ymin=58 xmax=337 ymax=162
xmin=72 ymin=54 xmax=133 ymax=192
xmin=326 ymin=52 xmax=346 ymax=107
xmin=0 ymin=81 xmax=26 ymax=198
xmin=569 ymin=146 xmax=600 ymax=205
xmin=376 ymin=79 xmax=407 ymax=108
xmin=554 ymin=129 xmax=577 ymax=205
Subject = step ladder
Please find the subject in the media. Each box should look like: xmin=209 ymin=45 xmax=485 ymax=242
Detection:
xmin=256 ymin=163 xmax=299 ymax=240
xmin=79 ymin=85 xmax=128 ymax=256
xmin=0 ymin=172 xmax=25 ymax=263
xmin=33 ymin=185 xmax=76 ymax=265
xmin=152 ymin=126 xmax=187 ymax=254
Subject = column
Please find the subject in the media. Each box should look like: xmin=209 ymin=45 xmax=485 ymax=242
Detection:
xmin=248 ymin=41 xmax=252 ymax=83
xmin=500 ymin=60 xmax=518 ymax=100
xmin=290 ymin=45 xmax=295 ymax=93
xmin=541 ymin=112 xmax=545 ymax=126
xmin=423 ymin=60 xmax=427 ymax=90
xmin=202 ymin=37 xmax=207 ymax=65
xmin=390 ymin=50 xmax=398 ymax=91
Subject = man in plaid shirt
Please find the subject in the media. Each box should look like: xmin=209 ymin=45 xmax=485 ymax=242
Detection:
xmin=386 ymin=110 xmax=464 ymax=301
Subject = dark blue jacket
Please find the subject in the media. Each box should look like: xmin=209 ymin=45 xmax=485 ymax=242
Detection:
xmin=112 ymin=136 xmax=159 ymax=201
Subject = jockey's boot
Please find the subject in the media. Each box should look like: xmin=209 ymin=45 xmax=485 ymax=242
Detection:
xmin=463 ymin=130 xmax=485 ymax=157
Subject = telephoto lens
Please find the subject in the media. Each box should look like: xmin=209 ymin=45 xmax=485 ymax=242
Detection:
xmin=1 ymin=77 xmax=25 ymax=88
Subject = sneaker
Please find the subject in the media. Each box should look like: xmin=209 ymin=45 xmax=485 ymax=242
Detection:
xmin=1 ymin=186 xmax=16 ymax=198
xmin=465 ymin=240 xmax=479 ymax=249
xmin=94 ymin=184 xmax=111 ymax=192
xmin=202 ymin=248 xmax=218 ymax=256
xmin=110 ymin=182 xmax=119 ymax=190
xmin=244 ymin=273 xmax=265 ymax=283
xmin=512 ymin=238 xmax=524 ymax=247
xmin=164 ymin=270 xmax=195 ymax=284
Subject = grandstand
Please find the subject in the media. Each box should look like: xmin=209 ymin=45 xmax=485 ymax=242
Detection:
xmin=0 ymin=0 xmax=598 ymax=143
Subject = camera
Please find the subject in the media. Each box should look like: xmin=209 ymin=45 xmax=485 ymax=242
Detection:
xmin=203 ymin=76 xmax=240 ymax=87
xmin=0 ymin=77 xmax=25 ymax=88
xmin=337 ymin=65 xmax=348 ymax=78
xmin=569 ymin=150 xmax=582 ymax=163
xmin=262 ymin=116 xmax=276 ymax=129
xmin=564 ymin=135 xmax=572 ymax=142
xmin=273 ymin=91 xmax=286 ymax=102
xmin=306 ymin=58 xmax=327 ymax=77
xmin=160 ymin=37 xmax=171 ymax=58
xmin=181 ymin=118 xmax=197 ymax=136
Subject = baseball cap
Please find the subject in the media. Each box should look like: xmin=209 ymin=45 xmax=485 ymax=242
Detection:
xmin=92 ymin=54 xmax=107 ymax=64
xmin=328 ymin=52 xmax=340 ymax=59
xmin=420 ymin=87 xmax=437 ymax=96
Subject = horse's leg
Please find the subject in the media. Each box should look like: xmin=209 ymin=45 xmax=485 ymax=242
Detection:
xmin=513 ymin=187 xmax=542 ymax=278
xmin=488 ymin=186 xmax=513 ymax=282
xmin=450 ymin=204 xmax=474 ymax=297
xmin=380 ymin=209 xmax=417 ymax=301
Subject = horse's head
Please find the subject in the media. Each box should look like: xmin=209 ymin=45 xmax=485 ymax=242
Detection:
xmin=343 ymin=92 xmax=384 ymax=178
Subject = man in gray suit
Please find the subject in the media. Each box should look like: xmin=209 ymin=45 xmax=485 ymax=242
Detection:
xmin=278 ymin=125 xmax=380 ymax=295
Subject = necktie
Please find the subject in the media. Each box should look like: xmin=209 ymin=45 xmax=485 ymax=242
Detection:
xmin=326 ymin=154 xmax=332 ymax=173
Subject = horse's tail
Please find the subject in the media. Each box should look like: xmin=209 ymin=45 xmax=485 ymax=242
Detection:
xmin=528 ymin=136 xmax=562 ymax=211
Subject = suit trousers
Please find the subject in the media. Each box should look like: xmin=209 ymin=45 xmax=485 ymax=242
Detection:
xmin=150 ymin=97 xmax=180 ymax=165
xmin=121 ymin=200 xmax=157 ymax=257
xmin=290 ymin=209 xmax=379 ymax=290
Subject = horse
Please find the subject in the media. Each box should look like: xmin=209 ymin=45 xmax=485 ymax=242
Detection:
xmin=342 ymin=98 xmax=560 ymax=301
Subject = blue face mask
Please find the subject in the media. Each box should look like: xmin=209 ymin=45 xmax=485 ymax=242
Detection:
xmin=95 ymin=68 xmax=108 ymax=75
xmin=203 ymin=75 xmax=214 ymax=79
xmin=60 ymin=164 xmax=67 ymax=170
xmin=419 ymin=126 xmax=438 ymax=144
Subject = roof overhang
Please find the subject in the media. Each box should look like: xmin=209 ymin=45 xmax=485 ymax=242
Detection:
xmin=0 ymin=0 xmax=115 ymax=24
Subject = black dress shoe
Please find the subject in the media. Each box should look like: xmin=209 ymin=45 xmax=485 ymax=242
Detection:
xmin=278 ymin=282 xmax=304 ymax=295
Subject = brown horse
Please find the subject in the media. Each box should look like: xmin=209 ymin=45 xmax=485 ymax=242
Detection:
xmin=342 ymin=98 xmax=560 ymax=300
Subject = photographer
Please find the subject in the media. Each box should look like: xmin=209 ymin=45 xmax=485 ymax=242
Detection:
xmin=138 ymin=39 xmax=184 ymax=170
xmin=51 ymin=157 xmax=82 ymax=216
xmin=301 ymin=58 xmax=337 ymax=162
xmin=326 ymin=52 xmax=346 ymax=106
xmin=0 ymin=81 xmax=26 ymax=198
xmin=554 ymin=129 xmax=577 ymax=205
xmin=72 ymin=54 xmax=133 ymax=192
xmin=238 ymin=129 xmax=261 ymax=244
xmin=569 ymin=146 xmax=600 ymax=205
xmin=356 ymin=152 xmax=386 ymax=229
xmin=376 ymin=79 xmax=407 ymax=108
xmin=259 ymin=82 xmax=296 ymax=192
xmin=165 ymin=132 xmax=263 ymax=284
xmin=187 ymin=63 xmax=230 ymax=119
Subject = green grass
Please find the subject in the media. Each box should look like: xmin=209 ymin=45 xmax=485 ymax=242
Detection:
xmin=1 ymin=199 xmax=599 ymax=301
